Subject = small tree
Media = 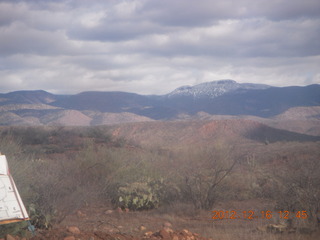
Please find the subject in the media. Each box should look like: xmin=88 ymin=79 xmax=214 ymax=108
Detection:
xmin=179 ymin=143 xmax=237 ymax=210
xmin=271 ymin=156 xmax=320 ymax=229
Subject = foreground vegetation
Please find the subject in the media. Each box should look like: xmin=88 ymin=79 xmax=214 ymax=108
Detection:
xmin=0 ymin=125 xmax=319 ymax=239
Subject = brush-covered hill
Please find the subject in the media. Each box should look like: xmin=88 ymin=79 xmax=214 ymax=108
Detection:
xmin=110 ymin=119 xmax=320 ymax=148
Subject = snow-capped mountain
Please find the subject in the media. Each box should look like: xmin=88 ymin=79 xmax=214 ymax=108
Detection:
xmin=0 ymin=80 xmax=319 ymax=125
xmin=167 ymin=80 xmax=270 ymax=98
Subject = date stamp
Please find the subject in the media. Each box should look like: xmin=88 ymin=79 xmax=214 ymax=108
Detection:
xmin=211 ymin=210 xmax=308 ymax=220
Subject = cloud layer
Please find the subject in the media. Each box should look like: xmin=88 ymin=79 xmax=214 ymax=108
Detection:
xmin=0 ymin=0 xmax=319 ymax=94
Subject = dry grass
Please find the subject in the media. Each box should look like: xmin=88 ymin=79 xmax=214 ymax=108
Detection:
xmin=0 ymin=124 xmax=319 ymax=238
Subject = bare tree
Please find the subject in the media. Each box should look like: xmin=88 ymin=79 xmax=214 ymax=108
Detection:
xmin=178 ymin=143 xmax=237 ymax=210
xmin=271 ymin=156 xmax=320 ymax=229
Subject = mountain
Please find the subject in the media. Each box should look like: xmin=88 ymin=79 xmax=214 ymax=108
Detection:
xmin=195 ymin=84 xmax=320 ymax=117
xmin=158 ymin=83 xmax=320 ymax=118
xmin=51 ymin=91 xmax=155 ymax=112
xmin=166 ymin=79 xmax=270 ymax=99
xmin=0 ymin=80 xmax=319 ymax=129
xmin=0 ymin=90 xmax=61 ymax=105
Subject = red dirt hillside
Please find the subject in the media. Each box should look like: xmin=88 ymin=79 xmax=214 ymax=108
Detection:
xmin=110 ymin=119 xmax=320 ymax=147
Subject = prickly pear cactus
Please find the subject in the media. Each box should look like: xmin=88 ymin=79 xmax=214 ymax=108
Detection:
xmin=116 ymin=179 xmax=162 ymax=211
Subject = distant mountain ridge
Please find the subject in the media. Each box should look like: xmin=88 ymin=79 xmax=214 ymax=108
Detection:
xmin=166 ymin=80 xmax=270 ymax=98
xmin=0 ymin=90 xmax=60 ymax=105
xmin=0 ymin=80 xmax=319 ymax=129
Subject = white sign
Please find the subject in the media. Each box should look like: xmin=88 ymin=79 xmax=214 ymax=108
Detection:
xmin=0 ymin=155 xmax=29 ymax=225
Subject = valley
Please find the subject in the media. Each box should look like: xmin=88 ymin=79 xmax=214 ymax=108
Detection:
xmin=0 ymin=118 xmax=319 ymax=239
xmin=0 ymin=80 xmax=319 ymax=239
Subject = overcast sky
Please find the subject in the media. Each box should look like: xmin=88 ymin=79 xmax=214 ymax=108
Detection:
xmin=0 ymin=0 xmax=320 ymax=95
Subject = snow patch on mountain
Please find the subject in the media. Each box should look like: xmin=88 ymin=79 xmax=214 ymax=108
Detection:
xmin=167 ymin=80 xmax=270 ymax=99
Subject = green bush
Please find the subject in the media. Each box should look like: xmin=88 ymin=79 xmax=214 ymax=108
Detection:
xmin=0 ymin=221 xmax=29 ymax=238
xmin=115 ymin=179 xmax=165 ymax=211
xmin=28 ymin=203 xmax=52 ymax=230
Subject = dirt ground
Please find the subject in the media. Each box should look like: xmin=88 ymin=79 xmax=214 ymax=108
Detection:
xmin=20 ymin=199 xmax=319 ymax=240
xmin=28 ymin=203 xmax=213 ymax=240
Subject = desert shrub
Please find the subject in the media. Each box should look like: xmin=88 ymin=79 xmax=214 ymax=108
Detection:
xmin=0 ymin=134 xmax=35 ymax=236
xmin=0 ymin=221 xmax=29 ymax=238
xmin=24 ymin=159 xmax=76 ymax=228
xmin=113 ymin=177 xmax=179 ymax=211
xmin=102 ymin=146 xmax=181 ymax=210
xmin=0 ymin=132 xmax=106 ymax=230
xmin=1 ymin=127 xmax=51 ymax=145
xmin=115 ymin=179 xmax=161 ymax=210
xmin=84 ymin=126 xmax=112 ymax=143
xmin=0 ymin=128 xmax=128 ymax=234
xmin=0 ymin=131 xmax=24 ymax=157
xmin=25 ymin=140 xmax=121 ymax=227
xmin=174 ymin=143 xmax=237 ymax=210
xmin=269 ymin=155 xmax=320 ymax=229
xmin=112 ymin=136 xmax=127 ymax=147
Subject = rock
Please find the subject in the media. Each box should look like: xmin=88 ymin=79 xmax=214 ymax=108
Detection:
xmin=63 ymin=236 xmax=76 ymax=240
xmin=182 ymin=229 xmax=191 ymax=235
xmin=117 ymin=207 xmax=122 ymax=213
xmin=124 ymin=208 xmax=130 ymax=213
xmin=67 ymin=226 xmax=81 ymax=234
xmin=159 ymin=229 xmax=171 ymax=239
xmin=139 ymin=225 xmax=147 ymax=231
xmin=144 ymin=231 xmax=153 ymax=237
xmin=164 ymin=227 xmax=173 ymax=234
xmin=94 ymin=231 xmax=109 ymax=239
xmin=5 ymin=235 xmax=15 ymax=240
xmin=105 ymin=210 xmax=113 ymax=214
xmin=172 ymin=235 xmax=179 ymax=240
xmin=266 ymin=224 xmax=287 ymax=233
xmin=180 ymin=229 xmax=194 ymax=239
xmin=162 ymin=222 xmax=173 ymax=234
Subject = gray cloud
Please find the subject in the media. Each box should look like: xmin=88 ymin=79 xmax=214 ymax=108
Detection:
xmin=0 ymin=0 xmax=319 ymax=95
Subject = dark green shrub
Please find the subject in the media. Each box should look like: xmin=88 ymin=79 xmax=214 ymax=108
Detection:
xmin=0 ymin=221 xmax=29 ymax=238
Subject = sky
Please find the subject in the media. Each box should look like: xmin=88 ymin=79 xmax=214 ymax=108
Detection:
xmin=0 ymin=0 xmax=320 ymax=95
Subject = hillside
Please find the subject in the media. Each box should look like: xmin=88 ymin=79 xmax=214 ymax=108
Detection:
xmin=1 ymin=122 xmax=320 ymax=239
xmin=1 ymin=121 xmax=320 ymax=239
xmin=267 ymin=106 xmax=320 ymax=136
xmin=110 ymin=119 xmax=320 ymax=148
xmin=171 ymin=106 xmax=320 ymax=136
